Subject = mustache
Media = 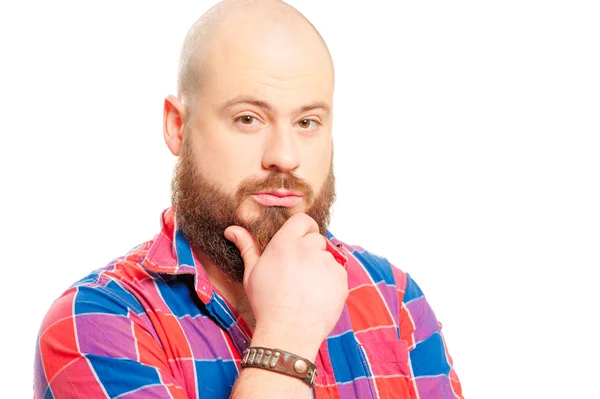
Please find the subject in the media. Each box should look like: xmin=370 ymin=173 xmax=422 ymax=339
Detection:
xmin=234 ymin=172 xmax=315 ymax=205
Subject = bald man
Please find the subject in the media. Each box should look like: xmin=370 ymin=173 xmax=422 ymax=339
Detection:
xmin=34 ymin=1 xmax=462 ymax=398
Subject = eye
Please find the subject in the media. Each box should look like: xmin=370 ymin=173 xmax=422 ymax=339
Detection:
xmin=296 ymin=119 xmax=319 ymax=130
xmin=236 ymin=115 xmax=260 ymax=126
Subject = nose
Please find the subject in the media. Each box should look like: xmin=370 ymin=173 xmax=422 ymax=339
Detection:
xmin=261 ymin=125 xmax=300 ymax=173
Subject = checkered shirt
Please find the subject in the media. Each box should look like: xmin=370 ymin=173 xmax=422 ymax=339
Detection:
xmin=34 ymin=207 xmax=463 ymax=398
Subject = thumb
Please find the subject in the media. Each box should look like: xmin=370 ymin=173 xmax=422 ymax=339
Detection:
xmin=224 ymin=225 xmax=261 ymax=272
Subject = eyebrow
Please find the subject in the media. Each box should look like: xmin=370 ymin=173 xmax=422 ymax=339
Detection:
xmin=220 ymin=95 xmax=331 ymax=116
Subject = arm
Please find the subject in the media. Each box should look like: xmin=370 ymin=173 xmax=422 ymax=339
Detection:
xmin=225 ymin=214 xmax=348 ymax=399
xmin=394 ymin=270 xmax=463 ymax=398
xmin=34 ymin=284 xmax=189 ymax=398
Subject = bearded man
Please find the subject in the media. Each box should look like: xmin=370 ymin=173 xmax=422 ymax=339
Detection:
xmin=34 ymin=0 xmax=462 ymax=398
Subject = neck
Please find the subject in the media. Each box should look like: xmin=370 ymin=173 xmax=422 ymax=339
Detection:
xmin=194 ymin=249 xmax=256 ymax=330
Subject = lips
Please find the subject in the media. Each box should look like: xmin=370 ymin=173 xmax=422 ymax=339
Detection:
xmin=251 ymin=191 xmax=303 ymax=207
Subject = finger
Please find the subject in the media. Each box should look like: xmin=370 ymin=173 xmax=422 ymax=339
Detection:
xmin=319 ymin=250 xmax=346 ymax=271
xmin=224 ymin=226 xmax=261 ymax=273
xmin=277 ymin=212 xmax=320 ymax=239
xmin=302 ymin=232 xmax=327 ymax=251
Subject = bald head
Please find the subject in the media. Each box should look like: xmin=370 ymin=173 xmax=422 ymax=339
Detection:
xmin=165 ymin=1 xmax=337 ymax=279
xmin=177 ymin=0 xmax=334 ymax=111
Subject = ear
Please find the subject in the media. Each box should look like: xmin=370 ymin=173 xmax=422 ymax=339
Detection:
xmin=163 ymin=95 xmax=187 ymax=156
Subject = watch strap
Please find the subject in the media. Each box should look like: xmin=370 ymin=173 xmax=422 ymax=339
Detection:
xmin=241 ymin=346 xmax=318 ymax=387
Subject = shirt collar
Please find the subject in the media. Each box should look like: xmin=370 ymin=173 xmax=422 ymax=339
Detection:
xmin=141 ymin=207 xmax=214 ymax=303
xmin=140 ymin=207 xmax=347 ymax=303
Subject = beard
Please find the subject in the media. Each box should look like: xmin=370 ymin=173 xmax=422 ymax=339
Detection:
xmin=171 ymin=134 xmax=336 ymax=283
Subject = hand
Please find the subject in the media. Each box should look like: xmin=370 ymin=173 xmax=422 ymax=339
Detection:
xmin=224 ymin=213 xmax=348 ymax=361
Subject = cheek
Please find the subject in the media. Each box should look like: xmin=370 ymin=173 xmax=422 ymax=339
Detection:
xmin=301 ymin=142 xmax=332 ymax=188
xmin=191 ymin=132 xmax=260 ymax=194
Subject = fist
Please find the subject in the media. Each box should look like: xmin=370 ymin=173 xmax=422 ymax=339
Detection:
xmin=225 ymin=213 xmax=348 ymax=360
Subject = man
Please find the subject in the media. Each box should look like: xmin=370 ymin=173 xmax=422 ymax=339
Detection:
xmin=34 ymin=0 xmax=462 ymax=397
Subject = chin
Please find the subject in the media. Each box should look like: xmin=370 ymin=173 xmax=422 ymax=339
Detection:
xmin=237 ymin=202 xmax=307 ymax=226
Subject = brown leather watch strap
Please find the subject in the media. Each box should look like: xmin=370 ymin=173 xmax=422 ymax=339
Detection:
xmin=240 ymin=347 xmax=318 ymax=387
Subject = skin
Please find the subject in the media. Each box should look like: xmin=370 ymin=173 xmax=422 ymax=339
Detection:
xmin=163 ymin=1 xmax=347 ymax=397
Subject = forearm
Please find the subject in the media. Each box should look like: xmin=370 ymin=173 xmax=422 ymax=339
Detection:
xmin=231 ymin=367 xmax=310 ymax=399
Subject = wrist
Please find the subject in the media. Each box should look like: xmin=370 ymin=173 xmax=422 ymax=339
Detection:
xmin=241 ymin=346 xmax=318 ymax=388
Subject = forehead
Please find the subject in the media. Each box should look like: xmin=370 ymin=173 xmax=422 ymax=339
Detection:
xmin=199 ymin=24 xmax=334 ymax=112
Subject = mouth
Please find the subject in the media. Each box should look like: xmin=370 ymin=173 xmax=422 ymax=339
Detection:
xmin=251 ymin=190 xmax=303 ymax=208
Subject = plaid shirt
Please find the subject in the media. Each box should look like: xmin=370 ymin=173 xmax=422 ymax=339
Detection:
xmin=34 ymin=208 xmax=462 ymax=398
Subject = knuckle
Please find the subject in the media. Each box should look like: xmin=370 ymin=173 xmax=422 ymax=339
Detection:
xmin=293 ymin=212 xmax=316 ymax=227
xmin=305 ymin=232 xmax=325 ymax=247
xmin=290 ymin=212 xmax=308 ymax=222
xmin=239 ymin=242 xmax=256 ymax=258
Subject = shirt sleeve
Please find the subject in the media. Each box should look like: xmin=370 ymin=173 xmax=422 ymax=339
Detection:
xmin=34 ymin=283 xmax=190 ymax=398
xmin=392 ymin=268 xmax=463 ymax=398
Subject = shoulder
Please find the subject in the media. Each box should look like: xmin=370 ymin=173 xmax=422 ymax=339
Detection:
xmin=40 ymin=242 xmax=159 ymax=333
xmin=34 ymin=245 xmax=172 ymax=395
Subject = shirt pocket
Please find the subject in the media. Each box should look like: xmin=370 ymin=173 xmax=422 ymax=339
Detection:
xmin=358 ymin=340 xmax=414 ymax=398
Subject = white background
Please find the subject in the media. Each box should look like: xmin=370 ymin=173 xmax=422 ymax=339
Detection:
xmin=1 ymin=1 xmax=599 ymax=398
